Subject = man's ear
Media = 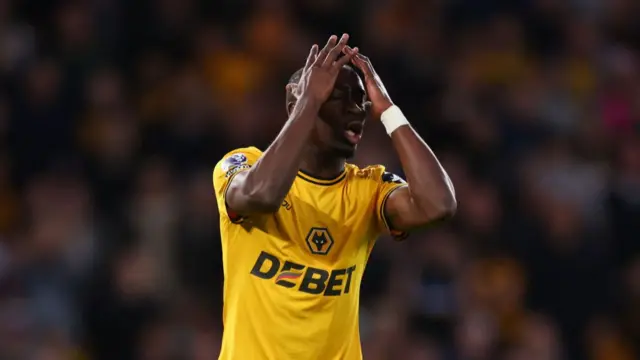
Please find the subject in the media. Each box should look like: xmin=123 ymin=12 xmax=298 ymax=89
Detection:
xmin=285 ymin=84 xmax=298 ymax=115
xmin=286 ymin=100 xmax=296 ymax=115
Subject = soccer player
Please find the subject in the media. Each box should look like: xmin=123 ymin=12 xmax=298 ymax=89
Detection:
xmin=212 ymin=34 xmax=456 ymax=360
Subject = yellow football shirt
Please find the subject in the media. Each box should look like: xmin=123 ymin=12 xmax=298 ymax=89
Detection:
xmin=212 ymin=146 xmax=408 ymax=360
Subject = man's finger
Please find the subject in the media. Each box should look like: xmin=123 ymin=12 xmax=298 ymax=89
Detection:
xmin=323 ymin=33 xmax=349 ymax=67
xmin=313 ymin=35 xmax=338 ymax=67
xmin=335 ymin=46 xmax=358 ymax=68
xmin=348 ymin=54 xmax=366 ymax=74
xmin=350 ymin=54 xmax=374 ymax=78
xmin=357 ymin=54 xmax=376 ymax=75
xmin=342 ymin=45 xmax=357 ymax=56
xmin=304 ymin=44 xmax=319 ymax=69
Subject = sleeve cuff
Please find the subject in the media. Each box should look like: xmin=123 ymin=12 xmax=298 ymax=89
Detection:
xmin=222 ymin=168 xmax=251 ymax=224
xmin=379 ymin=185 xmax=410 ymax=241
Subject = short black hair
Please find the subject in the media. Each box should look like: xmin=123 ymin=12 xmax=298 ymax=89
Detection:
xmin=288 ymin=67 xmax=304 ymax=85
xmin=288 ymin=63 xmax=359 ymax=85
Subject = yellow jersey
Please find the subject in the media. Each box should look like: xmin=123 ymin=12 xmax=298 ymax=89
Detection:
xmin=212 ymin=146 xmax=408 ymax=360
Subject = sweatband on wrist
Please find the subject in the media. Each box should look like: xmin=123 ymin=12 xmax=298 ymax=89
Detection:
xmin=380 ymin=105 xmax=409 ymax=135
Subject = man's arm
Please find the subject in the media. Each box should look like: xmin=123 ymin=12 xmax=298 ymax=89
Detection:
xmin=385 ymin=126 xmax=456 ymax=231
xmin=226 ymin=98 xmax=320 ymax=214
xmin=226 ymin=35 xmax=358 ymax=215
xmin=350 ymin=52 xmax=456 ymax=232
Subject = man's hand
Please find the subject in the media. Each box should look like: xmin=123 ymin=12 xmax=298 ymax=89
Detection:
xmin=346 ymin=49 xmax=394 ymax=120
xmin=287 ymin=34 xmax=359 ymax=104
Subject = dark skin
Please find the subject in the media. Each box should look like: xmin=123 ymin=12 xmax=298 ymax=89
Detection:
xmin=347 ymin=47 xmax=456 ymax=229
xmin=291 ymin=65 xmax=368 ymax=172
xmin=226 ymin=34 xmax=456 ymax=231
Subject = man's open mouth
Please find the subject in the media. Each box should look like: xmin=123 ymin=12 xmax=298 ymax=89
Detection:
xmin=344 ymin=121 xmax=364 ymax=144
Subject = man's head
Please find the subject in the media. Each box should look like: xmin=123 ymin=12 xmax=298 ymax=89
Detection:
xmin=286 ymin=65 xmax=368 ymax=159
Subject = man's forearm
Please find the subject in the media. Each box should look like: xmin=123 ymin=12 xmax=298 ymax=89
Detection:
xmin=242 ymin=97 xmax=321 ymax=208
xmin=390 ymin=125 xmax=456 ymax=218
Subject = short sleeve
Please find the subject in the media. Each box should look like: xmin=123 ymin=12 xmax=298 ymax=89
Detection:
xmin=375 ymin=170 xmax=409 ymax=240
xmin=212 ymin=147 xmax=262 ymax=223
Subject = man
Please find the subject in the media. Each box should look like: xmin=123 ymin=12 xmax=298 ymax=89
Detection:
xmin=212 ymin=34 xmax=456 ymax=360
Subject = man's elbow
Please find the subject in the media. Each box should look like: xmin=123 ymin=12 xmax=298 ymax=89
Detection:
xmin=434 ymin=185 xmax=458 ymax=219
xmin=422 ymin=196 xmax=457 ymax=224
xmin=437 ymin=197 xmax=457 ymax=220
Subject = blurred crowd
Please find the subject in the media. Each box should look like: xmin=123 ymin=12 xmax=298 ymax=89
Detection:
xmin=0 ymin=0 xmax=639 ymax=359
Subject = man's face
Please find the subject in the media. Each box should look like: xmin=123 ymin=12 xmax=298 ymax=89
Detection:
xmin=314 ymin=66 xmax=367 ymax=159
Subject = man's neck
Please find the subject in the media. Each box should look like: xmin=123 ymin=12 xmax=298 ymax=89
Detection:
xmin=299 ymin=146 xmax=346 ymax=179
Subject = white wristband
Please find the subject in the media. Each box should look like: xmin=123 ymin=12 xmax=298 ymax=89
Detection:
xmin=380 ymin=105 xmax=409 ymax=135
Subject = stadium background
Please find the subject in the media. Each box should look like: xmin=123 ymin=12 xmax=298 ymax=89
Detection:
xmin=0 ymin=0 xmax=639 ymax=359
